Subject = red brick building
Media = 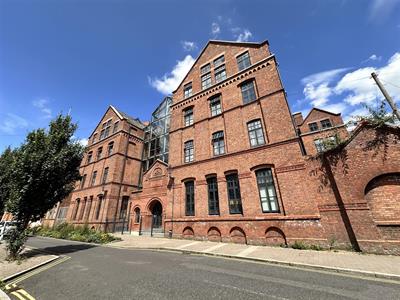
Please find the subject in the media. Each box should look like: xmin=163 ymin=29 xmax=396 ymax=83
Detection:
xmin=43 ymin=40 xmax=399 ymax=254
xmin=44 ymin=105 xmax=146 ymax=231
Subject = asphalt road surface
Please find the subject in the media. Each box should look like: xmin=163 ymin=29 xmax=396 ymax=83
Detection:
xmin=14 ymin=237 xmax=400 ymax=299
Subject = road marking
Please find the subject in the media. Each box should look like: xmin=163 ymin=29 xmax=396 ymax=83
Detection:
xmin=16 ymin=289 xmax=35 ymax=300
xmin=236 ymin=245 xmax=258 ymax=257
xmin=175 ymin=241 xmax=201 ymax=249
xmin=201 ymin=243 xmax=226 ymax=253
xmin=10 ymin=291 xmax=26 ymax=300
xmin=8 ymin=256 xmax=70 ymax=286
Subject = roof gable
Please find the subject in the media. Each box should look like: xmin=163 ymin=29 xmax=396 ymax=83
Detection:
xmin=300 ymin=108 xmax=341 ymax=126
xmin=173 ymin=39 xmax=269 ymax=94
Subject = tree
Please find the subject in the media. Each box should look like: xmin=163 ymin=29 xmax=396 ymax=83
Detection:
xmin=3 ymin=115 xmax=85 ymax=259
xmin=0 ymin=147 xmax=15 ymax=216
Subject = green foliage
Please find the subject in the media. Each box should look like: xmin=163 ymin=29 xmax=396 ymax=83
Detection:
xmin=0 ymin=114 xmax=85 ymax=259
xmin=4 ymin=228 xmax=28 ymax=261
xmin=355 ymin=102 xmax=397 ymax=128
xmin=35 ymin=223 xmax=120 ymax=244
xmin=0 ymin=147 xmax=16 ymax=216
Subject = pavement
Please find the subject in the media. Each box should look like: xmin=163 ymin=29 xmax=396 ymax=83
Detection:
xmin=109 ymin=234 xmax=400 ymax=281
xmin=16 ymin=237 xmax=400 ymax=299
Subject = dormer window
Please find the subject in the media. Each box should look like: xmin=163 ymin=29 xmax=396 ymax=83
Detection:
xmin=184 ymin=83 xmax=193 ymax=99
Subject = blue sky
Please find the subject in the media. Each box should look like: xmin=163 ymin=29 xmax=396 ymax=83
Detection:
xmin=1 ymin=0 xmax=399 ymax=150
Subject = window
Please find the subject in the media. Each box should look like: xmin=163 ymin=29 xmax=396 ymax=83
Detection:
xmin=201 ymin=72 xmax=212 ymax=90
xmin=212 ymin=131 xmax=225 ymax=155
xmin=214 ymin=64 xmax=226 ymax=83
xmin=113 ymin=121 xmax=119 ymax=133
xmin=185 ymin=181 xmax=195 ymax=216
xmin=241 ymin=80 xmax=257 ymax=103
xmin=134 ymin=207 xmax=141 ymax=223
xmin=247 ymin=120 xmax=265 ymax=147
xmin=107 ymin=142 xmax=114 ymax=156
xmin=184 ymin=107 xmax=193 ymax=126
xmin=92 ymin=133 xmax=97 ymax=144
xmin=184 ymin=83 xmax=193 ymax=99
xmin=95 ymin=196 xmax=103 ymax=220
xmin=73 ymin=199 xmax=80 ymax=220
xmin=102 ymin=167 xmax=109 ymax=184
xmin=80 ymin=174 xmax=87 ymax=189
xmin=184 ymin=140 xmax=194 ymax=163
xmin=87 ymin=152 xmax=93 ymax=164
xmin=85 ymin=196 xmax=93 ymax=220
xmin=201 ymin=63 xmax=211 ymax=74
xmin=210 ymin=95 xmax=222 ymax=116
xmin=79 ymin=198 xmax=87 ymax=220
xmin=213 ymin=55 xmax=225 ymax=67
xmin=321 ymin=119 xmax=332 ymax=129
xmin=314 ymin=136 xmax=337 ymax=153
xmin=119 ymin=196 xmax=129 ymax=219
xmin=226 ymin=174 xmax=242 ymax=214
xmin=100 ymin=119 xmax=112 ymax=140
xmin=256 ymin=169 xmax=279 ymax=213
xmin=91 ymin=171 xmax=97 ymax=186
xmin=207 ymin=177 xmax=220 ymax=215
xmin=237 ymin=51 xmax=251 ymax=71
xmin=97 ymin=147 xmax=103 ymax=160
xmin=309 ymin=122 xmax=318 ymax=132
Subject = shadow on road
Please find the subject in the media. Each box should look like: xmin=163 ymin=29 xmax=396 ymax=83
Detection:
xmin=27 ymin=243 xmax=97 ymax=256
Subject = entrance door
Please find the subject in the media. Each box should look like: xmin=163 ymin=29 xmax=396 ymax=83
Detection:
xmin=151 ymin=201 xmax=162 ymax=228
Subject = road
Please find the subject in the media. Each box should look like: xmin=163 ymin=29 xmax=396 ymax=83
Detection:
xmin=12 ymin=237 xmax=400 ymax=299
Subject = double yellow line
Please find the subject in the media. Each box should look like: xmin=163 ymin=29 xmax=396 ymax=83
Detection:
xmin=4 ymin=256 xmax=70 ymax=300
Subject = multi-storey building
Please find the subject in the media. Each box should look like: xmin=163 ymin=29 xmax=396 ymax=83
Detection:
xmin=41 ymin=39 xmax=400 ymax=254
xmin=44 ymin=106 xmax=146 ymax=231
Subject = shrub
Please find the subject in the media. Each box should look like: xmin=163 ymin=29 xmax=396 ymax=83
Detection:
xmin=33 ymin=222 xmax=120 ymax=244
xmin=5 ymin=228 xmax=28 ymax=260
xmin=291 ymin=240 xmax=308 ymax=250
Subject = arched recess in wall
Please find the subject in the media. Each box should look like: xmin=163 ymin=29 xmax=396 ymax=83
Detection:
xmin=229 ymin=227 xmax=247 ymax=244
xmin=265 ymin=227 xmax=287 ymax=246
xmin=207 ymin=227 xmax=222 ymax=242
xmin=365 ymin=173 xmax=400 ymax=223
xmin=182 ymin=226 xmax=194 ymax=239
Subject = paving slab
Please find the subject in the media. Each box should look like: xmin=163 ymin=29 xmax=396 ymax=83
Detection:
xmin=110 ymin=234 xmax=400 ymax=280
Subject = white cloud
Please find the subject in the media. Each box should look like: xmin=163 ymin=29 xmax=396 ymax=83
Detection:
xmin=78 ymin=138 xmax=88 ymax=146
xmin=211 ymin=22 xmax=221 ymax=37
xmin=301 ymin=68 xmax=349 ymax=106
xmin=369 ymin=0 xmax=400 ymax=21
xmin=0 ymin=113 xmax=28 ymax=134
xmin=361 ymin=54 xmax=382 ymax=64
xmin=234 ymin=29 xmax=253 ymax=42
xmin=149 ymin=55 xmax=195 ymax=95
xmin=32 ymin=98 xmax=52 ymax=118
xmin=181 ymin=41 xmax=197 ymax=52
xmin=335 ymin=52 xmax=400 ymax=106
xmin=300 ymin=52 xmax=400 ymax=123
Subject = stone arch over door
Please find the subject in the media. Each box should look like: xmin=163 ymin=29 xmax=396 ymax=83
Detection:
xmin=365 ymin=173 xmax=400 ymax=223
xmin=265 ymin=227 xmax=287 ymax=246
xmin=147 ymin=199 xmax=163 ymax=228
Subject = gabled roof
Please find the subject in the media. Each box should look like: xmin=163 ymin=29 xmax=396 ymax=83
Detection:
xmin=298 ymin=107 xmax=341 ymax=126
xmin=143 ymin=159 xmax=168 ymax=176
xmin=172 ymin=39 xmax=269 ymax=94
xmin=110 ymin=105 xmax=146 ymax=129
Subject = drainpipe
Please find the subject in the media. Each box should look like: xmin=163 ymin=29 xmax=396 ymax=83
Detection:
xmin=113 ymin=125 xmax=131 ymax=232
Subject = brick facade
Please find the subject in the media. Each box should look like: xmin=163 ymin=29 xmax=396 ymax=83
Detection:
xmin=43 ymin=40 xmax=399 ymax=254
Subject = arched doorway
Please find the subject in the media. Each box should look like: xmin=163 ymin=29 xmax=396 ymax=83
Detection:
xmin=149 ymin=200 xmax=163 ymax=228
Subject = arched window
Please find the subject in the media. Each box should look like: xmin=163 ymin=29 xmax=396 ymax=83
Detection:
xmin=255 ymin=168 xmax=279 ymax=213
xmin=134 ymin=207 xmax=141 ymax=223
xmin=107 ymin=142 xmax=114 ymax=156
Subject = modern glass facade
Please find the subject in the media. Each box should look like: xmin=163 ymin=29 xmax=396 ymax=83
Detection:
xmin=142 ymin=97 xmax=172 ymax=172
